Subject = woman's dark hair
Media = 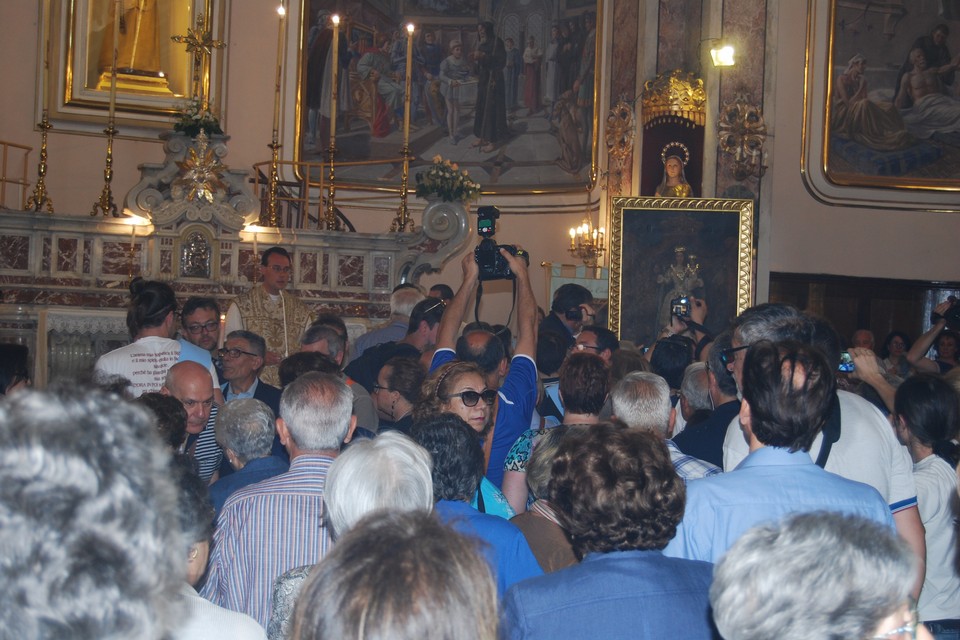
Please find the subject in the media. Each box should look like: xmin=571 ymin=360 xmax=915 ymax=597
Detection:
xmin=879 ymin=330 xmax=912 ymax=360
xmin=409 ymin=413 xmax=484 ymax=502
xmin=549 ymin=422 xmax=685 ymax=557
xmin=278 ymin=351 xmax=340 ymax=387
xmin=649 ymin=335 xmax=694 ymax=390
xmin=381 ymin=356 xmax=426 ymax=405
xmin=558 ymin=352 xmax=608 ymax=415
xmin=894 ymin=373 xmax=960 ymax=467
xmin=0 ymin=344 xmax=30 ymax=395
xmin=135 ymin=392 xmax=188 ymax=450
xmin=536 ymin=331 xmax=567 ymax=376
xmin=126 ymin=278 xmax=177 ymax=338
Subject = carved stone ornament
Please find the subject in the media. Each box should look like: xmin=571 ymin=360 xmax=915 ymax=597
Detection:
xmin=640 ymin=70 xmax=707 ymax=128
xmin=123 ymin=131 xmax=258 ymax=232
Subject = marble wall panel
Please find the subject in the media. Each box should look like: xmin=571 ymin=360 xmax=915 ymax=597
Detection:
xmin=337 ymin=255 xmax=364 ymax=288
xmin=716 ymin=0 xmax=767 ymax=198
xmin=611 ymin=0 xmax=641 ymax=195
xmin=657 ymin=0 xmax=701 ymax=74
xmin=83 ymin=240 xmax=91 ymax=274
xmin=42 ymin=237 xmax=51 ymax=272
xmin=321 ymin=254 xmax=329 ymax=286
xmin=0 ymin=235 xmax=30 ymax=270
xmin=220 ymin=245 xmax=232 ymax=277
xmin=300 ymin=252 xmax=318 ymax=284
xmin=373 ymin=256 xmax=390 ymax=289
xmin=56 ymin=237 xmax=79 ymax=273
xmin=161 ymin=249 xmax=173 ymax=274
xmin=102 ymin=241 xmax=133 ymax=276
xmin=238 ymin=249 xmax=257 ymax=282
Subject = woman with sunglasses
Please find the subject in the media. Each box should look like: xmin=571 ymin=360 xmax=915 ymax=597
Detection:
xmin=413 ymin=361 xmax=514 ymax=519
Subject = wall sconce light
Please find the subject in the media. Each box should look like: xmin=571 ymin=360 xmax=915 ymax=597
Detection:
xmin=718 ymin=96 xmax=768 ymax=181
xmin=710 ymin=43 xmax=736 ymax=67
xmin=700 ymin=38 xmax=735 ymax=68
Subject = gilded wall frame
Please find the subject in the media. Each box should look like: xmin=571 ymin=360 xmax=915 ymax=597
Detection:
xmin=43 ymin=0 xmax=226 ymax=133
xmin=608 ymin=197 xmax=754 ymax=346
xmin=802 ymin=0 xmax=960 ymax=211
xmin=294 ymin=0 xmax=602 ymax=194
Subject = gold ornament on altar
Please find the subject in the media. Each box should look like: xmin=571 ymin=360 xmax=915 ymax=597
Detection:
xmin=171 ymin=12 xmax=226 ymax=110
xmin=173 ymin=131 xmax=227 ymax=203
xmin=640 ymin=70 xmax=706 ymax=128
xmin=718 ymin=94 xmax=768 ymax=181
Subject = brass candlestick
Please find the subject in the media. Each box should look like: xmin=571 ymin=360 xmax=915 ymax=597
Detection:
xmin=266 ymin=136 xmax=281 ymax=227
xmin=91 ymin=123 xmax=119 ymax=217
xmin=391 ymin=144 xmax=413 ymax=231
xmin=26 ymin=110 xmax=54 ymax=213
xmin=324 ymin=143 xmax=340 ymax=230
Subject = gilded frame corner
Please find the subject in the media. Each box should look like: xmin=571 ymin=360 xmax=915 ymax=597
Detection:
xmin=608 ymin=197 xmax=754 ymax=345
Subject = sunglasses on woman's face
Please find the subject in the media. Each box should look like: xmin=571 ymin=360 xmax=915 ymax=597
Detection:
xmin=442 ymin=389 xmax=498 ymax=407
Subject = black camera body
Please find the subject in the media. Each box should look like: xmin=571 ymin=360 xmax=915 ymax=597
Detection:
xmin=473 ymin=205 xmax=530 ymax=281
xmin=671 ymin=296 xmax=691 ymax=318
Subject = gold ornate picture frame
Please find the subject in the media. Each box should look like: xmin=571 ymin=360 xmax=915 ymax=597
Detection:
xmin=294 ymin=0 xmax=602 ymax=194
xmin=43 ymin=0 xmax=225 ymax=133
xmin=802 ymin=0 xmax=960 ymax=211
xmin=608 ymin=197 xmax=754 ymax=346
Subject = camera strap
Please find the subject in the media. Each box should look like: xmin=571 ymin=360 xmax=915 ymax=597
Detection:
xmin=473 ymin=279 xmax=520 ymax=329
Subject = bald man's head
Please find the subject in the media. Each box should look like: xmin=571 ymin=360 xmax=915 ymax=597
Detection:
xmin=162 ymin=361 xmax=214 ymax=435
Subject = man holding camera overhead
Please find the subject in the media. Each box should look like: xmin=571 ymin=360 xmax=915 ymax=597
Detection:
xmin=540 ymin=283 xmax=595 ymax=352
xmin=430 ymin=239 xmax=537 ymax=489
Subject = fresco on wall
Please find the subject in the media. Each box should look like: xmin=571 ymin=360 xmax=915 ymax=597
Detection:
xmin=297 ymin=0 xmax=601 ymax=193
xmin=823 ymin=1 xmax=960 ymax=188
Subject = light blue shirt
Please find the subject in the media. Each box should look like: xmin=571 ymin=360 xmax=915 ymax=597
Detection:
xmin=225 ymin=377 xmax=259 ymax=402
xmin=664 ymin=446 xmax=894 ymax=563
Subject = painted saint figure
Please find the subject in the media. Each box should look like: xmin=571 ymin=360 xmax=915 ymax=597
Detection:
xmin=471 ymin=21 xmax=509 ymax=153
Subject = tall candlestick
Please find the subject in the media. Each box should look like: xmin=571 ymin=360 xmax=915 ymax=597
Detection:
xmin=330 ymin=15 xmax=340 ymax=147
xmin=403 ymin=23 xmax=414 ymax=144
xmin=273 ymin=3 xmax=286 ymax=133
xmin=108 ymin=0 xmax=120 ymax=121
xmin=42 ymin=35 xmax=50 ymax=111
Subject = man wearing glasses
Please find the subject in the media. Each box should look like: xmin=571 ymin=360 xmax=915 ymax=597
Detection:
xmin=181 ymin=297 xmax=224 ymax=380
xmin=225 ymin=247 xmax=316 ymax=387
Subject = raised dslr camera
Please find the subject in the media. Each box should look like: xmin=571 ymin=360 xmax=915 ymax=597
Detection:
xmin=474 ymin=205 xmax=529 ymax=281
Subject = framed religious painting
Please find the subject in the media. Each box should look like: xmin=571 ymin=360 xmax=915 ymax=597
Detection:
xmin=294 ymin=0 xmax=602 ymax=193
xmin=42 ymin=0 xmax=226 ymax=134
xmin=802 ymin=0 xmax=960 ymax=211
xmin=608 ymin=197 xmax=754 ymax=348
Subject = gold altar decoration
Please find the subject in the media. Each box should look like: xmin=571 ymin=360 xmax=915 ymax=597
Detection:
xmin=92 ymin=1 xmax=122 ymax=218
xmin=392 ymin=23 xmax=416 ymax=233
xmin=324 ymin=13 xmax=341 ymax=230
xmin=171 ymin=12 xmax=225 ymax=109
xmin=639 ymin=70 xmax=706 ymax=128
xmin=26 ymin=113 xmax=55 ymax=213
xmin=718 ymin=95 xmax=767 ymax=181
xmin=95 ymin=0 xmax=173 ymax=96
xmin=173 ymin=131 xmax=227 ymax=203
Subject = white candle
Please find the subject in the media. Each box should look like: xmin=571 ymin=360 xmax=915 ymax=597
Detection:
xmin=403 ymin=23 xmax=414 ymax=143
xmin=108 ymin=0 xmax=120 ymax=121
xmin=273 ymin=3 xmax=286 ymax=133
xmin=330 ymin=15 xmax=340 ymax=147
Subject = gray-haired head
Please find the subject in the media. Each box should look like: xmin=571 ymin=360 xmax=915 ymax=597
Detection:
xmin=171 ymin=455 xmax=215 ymax=547
xmin=680 ymin=361 xmax=711 ymax=412
xmin=215 ymin=398 xmax=276 ymax=465
xmin=226 ymin=330 xmax=267 ymax=358
xmin=290 ymin=510 xmax=498 ymax=640
xmin=710 ymin=511 xmax=916 ymax=640
xmin=280 ymin=372 xmax=354 ymax=451
xmin=733 ymin=303 xmax=809 ymax=347
xmin=325 ymin=431 xmax=434 ymax=538
xmin=0 ymin=386 xmax=183 ymax=639
xmin=610 ymin=371 xmax=672 ymax=436
xmin=390 ymin=286 xmax=425 ymax=318
xmin=300 ymin=323 xmax=346 ymax=361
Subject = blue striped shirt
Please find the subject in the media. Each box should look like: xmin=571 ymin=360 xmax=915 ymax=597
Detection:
xmin=200 ymin=455 xmax=334 ymax=627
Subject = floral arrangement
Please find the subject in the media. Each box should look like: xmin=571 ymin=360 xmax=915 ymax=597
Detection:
xmin=174 ymin=96 xmax=223 ymax=138
xmin=414 ymin=155 xmax=481 ymax=203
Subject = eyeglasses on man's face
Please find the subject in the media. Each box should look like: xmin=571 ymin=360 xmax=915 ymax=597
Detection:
xmin=218 ymin=347 xmax=259 ymax=359
xmin=720 ymin=344 xmax=750 ymax=366
xmin=574 ymin=343 xmax=601 ymax=352
xmin=441 ymin=389 xmax=498 ymax=407
xmin=185 ymin=321 xmax=219 ymax=335
xmin=372 ymin=383 xmax=394 ymax=393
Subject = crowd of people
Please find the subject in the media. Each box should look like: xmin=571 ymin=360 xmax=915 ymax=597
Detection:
xmin=1 ymin=242 xmax=957 ymax=640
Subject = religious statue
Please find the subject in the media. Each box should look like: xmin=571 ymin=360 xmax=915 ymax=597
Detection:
xmin=656 ymin=245 xmax=703 ymax=330
xmin=97 ymin=0 xmax=162 ymax=77
xmin=654 ymin=142 xmax=694 ymax=198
